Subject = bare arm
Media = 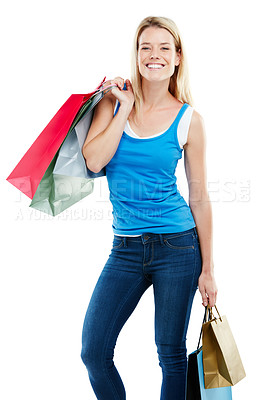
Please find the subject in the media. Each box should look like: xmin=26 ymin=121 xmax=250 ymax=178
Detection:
xmin=184 ymin=110 xmax=218 ymax=307
xmin=82 ymin=78 xmax=134 ymax=173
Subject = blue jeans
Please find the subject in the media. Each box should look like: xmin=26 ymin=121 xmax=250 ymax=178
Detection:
xmin=81 ymin=227 xmax=202 ymax=399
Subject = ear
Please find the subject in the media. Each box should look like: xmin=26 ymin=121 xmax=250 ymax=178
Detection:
xmin=175 ymin=49 xmax=181 ymax=66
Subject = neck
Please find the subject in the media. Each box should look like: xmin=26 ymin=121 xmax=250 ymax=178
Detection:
xmin=141 ymin=78 xmax=172 ymax=111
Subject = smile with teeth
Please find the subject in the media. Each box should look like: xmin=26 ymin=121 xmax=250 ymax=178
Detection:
xmin=146 ymin=63 xmax=165 ymax=69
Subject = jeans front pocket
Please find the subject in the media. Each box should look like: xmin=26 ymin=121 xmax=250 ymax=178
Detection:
xmin=112 ymin=236 xmax=124 ymax=249
xmin=163 ymin=232 xmax=195 ymax=250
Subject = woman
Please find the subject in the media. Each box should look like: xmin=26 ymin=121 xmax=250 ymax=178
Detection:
xmin=81 ymin=16 xmax=217 ymax=400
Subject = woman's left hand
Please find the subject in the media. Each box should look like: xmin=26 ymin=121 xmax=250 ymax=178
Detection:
xmin=198 ymin=270 xmax=218 ymax=307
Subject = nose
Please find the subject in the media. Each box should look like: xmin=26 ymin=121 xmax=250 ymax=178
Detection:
xmin=150 ymin=48 xmax=160 ymax=59
xmin=150 ymin=53 xmax=160 ymax=59
xmin=150 ymin=55 xmax=160 ymax=58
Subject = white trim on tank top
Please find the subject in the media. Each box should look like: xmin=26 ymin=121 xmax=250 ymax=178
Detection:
xmin=125 ymin=107 xmax=193 ymax=149
xmin=114 ymin=99 xmax=194 ymax=148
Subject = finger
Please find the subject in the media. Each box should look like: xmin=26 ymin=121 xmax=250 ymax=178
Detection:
xmin=199 ymin=288 xmax=208 ymax=307
xmin=109 ymin=84 xmax=119 ymax=95
xmin=125 ymin=79 xmax=133 ymax=91
xmin=207 ymin=290 xmax=217 ymax=308
xmin=110 ymin=82 xmax=118 ymax=90
xmin=106 ymin=79 xmax=118 ymax=91
xmin=208 ymin=298 xmax=215 ymax=308
xmin=114 ymin=76 xmax=124 ymax=82
xmin=104 ymin=79 xmax=117 ymax=88
xmin=113 ymin=77 xmax=124 ymax=90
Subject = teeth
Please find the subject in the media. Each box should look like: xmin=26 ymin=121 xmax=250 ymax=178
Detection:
xmin=146 ymin=64 xmax=164 ymax=69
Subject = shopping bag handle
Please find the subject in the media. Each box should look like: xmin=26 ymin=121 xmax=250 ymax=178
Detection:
xmin=206 ymin=304 xmax=222 ymax=322
xmin=82 ymin=76 xmax=118 ymax=102
xmin=197 ymin=305 xmax=221 ymax=350
xmin=197 ymin=306 xmax=209 ymax=349
xmin=98 ymin=83 xmax=118 ymax=93
xmin=82 ymin=84 xmax=118 ymax=103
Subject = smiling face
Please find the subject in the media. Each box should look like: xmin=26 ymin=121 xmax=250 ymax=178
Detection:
xmin=137 ymin=26 xmax=181 ymax=82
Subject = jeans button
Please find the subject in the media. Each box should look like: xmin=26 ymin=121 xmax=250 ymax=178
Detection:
xmin=144 ymin=235 xmax=149 ymax=240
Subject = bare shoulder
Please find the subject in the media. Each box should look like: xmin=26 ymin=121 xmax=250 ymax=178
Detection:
xmin=185 ymin=108 xmax=206 ymax=148
xmin=190 ymin=109 xmax=205 ymax=130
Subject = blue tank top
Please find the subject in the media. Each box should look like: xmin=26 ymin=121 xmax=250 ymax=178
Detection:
xmin=105 ymin=101 xmax=196 ymax=235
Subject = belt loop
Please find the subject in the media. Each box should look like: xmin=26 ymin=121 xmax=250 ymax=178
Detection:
xmin=123 ymin=237 xmax=128 ymax=248
xmin=159 ymin=234 xmax=164 ymax=247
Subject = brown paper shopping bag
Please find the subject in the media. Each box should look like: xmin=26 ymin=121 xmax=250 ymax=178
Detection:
xmin=202 ymin=305 xmax=246 ymax=389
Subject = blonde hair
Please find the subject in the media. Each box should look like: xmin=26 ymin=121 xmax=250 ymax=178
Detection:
xmin=130 ymin=16 xmax=194 ymax=124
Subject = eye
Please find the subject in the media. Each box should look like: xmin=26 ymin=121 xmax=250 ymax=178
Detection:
xmin=162 ymin=47 xmax=170 ymax=50
xmin=141 ymin=47 xmax=150 ymax=50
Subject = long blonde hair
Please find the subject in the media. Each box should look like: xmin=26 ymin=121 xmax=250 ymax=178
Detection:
xmin=130 ymin=16 xmax=194 ymax=124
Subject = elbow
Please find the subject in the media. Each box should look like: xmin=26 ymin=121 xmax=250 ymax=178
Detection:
xmin=189 ymin=188 xmax=210 ymax=205
xmin=85 ymin=158 xmax=101 ymax=174
xmin=82 ymin=150 xmax=102 ymax=174
xmin=189 ymin=193 xmax=211 ymax=210
xmin=89 ymin=164 xmax=103 ymax=174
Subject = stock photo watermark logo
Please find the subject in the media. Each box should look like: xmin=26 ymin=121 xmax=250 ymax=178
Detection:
xmin=12 ymin=178 xmax=251 ymax=221
xmin=207 ymin=179 xmax=250 ymax=202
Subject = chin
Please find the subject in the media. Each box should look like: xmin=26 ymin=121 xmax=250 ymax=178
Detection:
xmin=141 ymin=74 xmax=169 ymax=83
xmin=139 ymin=68 xmax=174 ymax=83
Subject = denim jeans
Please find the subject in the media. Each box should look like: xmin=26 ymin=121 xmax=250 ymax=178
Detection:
xmin=81 ymin=227 xmax=202 ymax=400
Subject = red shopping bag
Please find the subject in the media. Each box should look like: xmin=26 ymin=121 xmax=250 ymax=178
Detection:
xmin=6 ymin=77 xmax=108 ymax=199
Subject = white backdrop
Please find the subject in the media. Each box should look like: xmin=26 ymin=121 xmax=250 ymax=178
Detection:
xmin=1 ymin=1 xmax=265 ymax=399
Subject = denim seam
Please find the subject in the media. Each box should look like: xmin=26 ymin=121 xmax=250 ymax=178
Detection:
xmin=194 ymin=237 xmax=201 ymax=288
xmin=182 ymin=240 xmax=199 ymax=343
xmin=101 ymin=277 xmax=146 ymax=398
xmin=163 ymin=240 xmax=194 ymax=250
xmin=143 ymin=241 xmax=154 ymax=267
xmin=152 ymin=231 xmax=194 ymax=243
xmin=191 ymin=236 xmax=199 ymax=295
xmin=190 ymin=236 xmax=200 ymax=295
xmin=165 ymin=231 xmax=193 ymax=240
xmin=143 ymin=242 xmax=154 ymax=282
xmin=192 ymin=237 xmax=198 ymax=288
xmin=112 ymin=241 xmax=124 ymax=249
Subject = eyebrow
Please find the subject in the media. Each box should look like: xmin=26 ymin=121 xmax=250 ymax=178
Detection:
xmin=140 ymin=42 xmax=171 ymax=46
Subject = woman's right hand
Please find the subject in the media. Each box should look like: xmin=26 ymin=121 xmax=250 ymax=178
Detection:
xmin=103 ymin=77 xmax=135 ymax=112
